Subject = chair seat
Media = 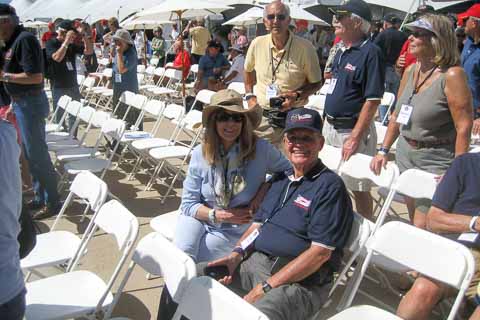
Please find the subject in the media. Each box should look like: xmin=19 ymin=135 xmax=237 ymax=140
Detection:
xmin=56 ymin=147 xmax=100 ymax=162
xmin=121 ymin=131 xmax=152 ymax=142
xmin=45 ymin=124 xmax=63 ymax=133
xmin=25 ymin=270 xmax=113 ymax=320
xmin=100 ymin=89 xmax=113 ymax=97
xmin=140 ymin=84 xmax=157 ymax=90
xmin=131 ymin=138 xmax=169 ymax=150
xmin=149 ymin=146 xmax=190 ymax=160
xmin=150 ymin=210 xmax=179 ymax=241
xmin=46 ymin=132 xmax=71 ymax=142
xmin=64 ymin=158 xmax=112 ymax=174
xmin=48 ymin=139 xmax=80 ymax=151
xmin=328 ymin=305 xmax=402 ymax=319
xmin=21 ymin=231 xmax=81 ymax=270
xmin=148 ymin=87 xmax=176 ymax=95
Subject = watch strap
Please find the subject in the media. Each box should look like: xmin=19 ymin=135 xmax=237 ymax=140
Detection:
xmin=262 ymin=280 xmax=272 ymax=293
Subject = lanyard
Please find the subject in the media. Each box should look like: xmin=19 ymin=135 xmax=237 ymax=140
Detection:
xmin=408 ymin=64 xmax=437 ymax=104
xmin=270 ymin=37 xmax=293 ymax=83
xmin=263 ymin=178 xmax=301 ymax=225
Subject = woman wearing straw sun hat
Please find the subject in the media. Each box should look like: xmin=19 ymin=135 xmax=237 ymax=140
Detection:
xmin=174 ymin=89 xmax=290 ymax=262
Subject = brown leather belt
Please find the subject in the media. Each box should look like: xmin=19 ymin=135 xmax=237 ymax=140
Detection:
xmin=10 ymin=89 xmax=44 ymax=101
xmin=404 ymin=136 xmax=452 ymax=149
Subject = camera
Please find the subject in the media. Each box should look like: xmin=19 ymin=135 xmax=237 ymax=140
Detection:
xmin=269 ymin=96 xmax=285 ymax=109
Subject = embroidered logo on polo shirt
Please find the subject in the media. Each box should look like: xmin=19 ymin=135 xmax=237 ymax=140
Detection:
xmin=293 ymin=195 xmax=311 ymax=210
xmin=344 ymin=63 xmax=356 ymax=72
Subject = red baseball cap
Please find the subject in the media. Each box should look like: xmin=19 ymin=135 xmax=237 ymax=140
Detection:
xmin=458 ymin=4 xmax=480 ymax=27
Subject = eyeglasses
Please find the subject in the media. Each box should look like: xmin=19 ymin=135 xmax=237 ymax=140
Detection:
xmin=0 ymin=17 xmax=11 ymax=24
xmin=286 ymin=135 xmax=316 ymax=144
xmin=216 ymin=112 xmax=244 ymax=123
xmin=411 ymin=30 xmax=434 ymax=38
xmin=334 ymin=13 xmax=351 ymax=21
xmin=266 ymin=14 xmax=287 ymax=21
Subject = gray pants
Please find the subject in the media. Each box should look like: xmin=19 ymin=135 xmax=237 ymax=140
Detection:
xmin=227 ymin=251 xmax=332 ymax=320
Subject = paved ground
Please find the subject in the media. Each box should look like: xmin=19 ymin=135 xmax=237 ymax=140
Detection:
xmin=28 ymin=114 xmax=448 ymax=320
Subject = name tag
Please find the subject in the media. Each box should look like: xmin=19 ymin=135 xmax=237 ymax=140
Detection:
xmin=396 ymin=104 xmax=413 ymax=125
xmin=327 ymin=78 xmax=337 ymax=95
xmin=266 ymin=84 xmax=279 ymax=101
xmin=458 ymin=232 xmax=478 ymax=243
xmin=66 ymin=62 xmax=74 ymax=71
xmin=240 ymin=228 xmax=260 ymax=250
xmin=115 ymin=73 xmax=122 ymax=83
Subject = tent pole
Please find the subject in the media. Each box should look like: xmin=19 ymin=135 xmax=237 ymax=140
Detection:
xmin=400 ymin=0 xmax=417 ymax=30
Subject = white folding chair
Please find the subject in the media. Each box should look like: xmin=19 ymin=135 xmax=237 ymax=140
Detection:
xmin=470 ymin=146 xmax=480 ymax=153
xmin=47 ymin=103 xmax=94 ymax=144
xmin=305 ymin=94 xmax=326 ymax=113
xmin=379 ymin=91 xmax=395 ymax=124
xmin=337 ymin=221 xmax=475 ymax=320
xmin=45 ymin=95 xmax=72 ymax=133
xmin=115 ymin=232 xmax=196 ymax=308
xmin=60 ymin=118 xmax=126 ymax=183
xmin=45 ymin=100 xmax=83 ymax=141
xmin=24 ymin=200 xmax=139 ymax=320
xmin=146 ymin=68 xmax=182 ymax=98
xmin=190 ymin=89 xmax=215 ymax=110
xmin=137 ymin=64 xmax=146 ymax=74
xmin=21 ymin=172 xmax=108 ymax=281
xmin=227 ymin=82 xmax=246 ymax=95
xmin=150 ymin=209 xmax=180 ymax=241
xmin=111 ymin=91 xmax=141 ymax=125
xmin=173 ymin=276 xmax=270 ymax=320
xmin=318 ymin=144 xmax=342 ymax=172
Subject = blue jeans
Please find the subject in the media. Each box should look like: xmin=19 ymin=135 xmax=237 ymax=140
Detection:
xmin=379 ymin=65 xmax=400 ymax=125
xmin=13 ymin=92 xmax=60 ymax=208
xmin=52 ymin=86 xmax=82 ymax=133
xmin=0 ymin=288 xmax=26 ymax=320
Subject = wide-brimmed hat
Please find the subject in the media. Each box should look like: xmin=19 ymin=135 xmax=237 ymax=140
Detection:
xmin=112 ymin=29 xmax=134 ymax=45
xmin=329 ymin=0 xmax=372 ymax=23
xmin=57 ymin=19 xmax=75 ymax=32
xmin=202 ymin=89 xmax=262 ymax=129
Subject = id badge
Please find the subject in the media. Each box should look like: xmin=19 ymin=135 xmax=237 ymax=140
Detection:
xmin=240 ymin=228 xmax=260 ymax=250
xmin=66 ymin=62 xmax=74 ymax=71
xmin=396 ymin=104 xmax=414 ymax=125
xmin=458 ymin=232 xmax=479 ymax=243
xmin=266 ymin=84 xmax=279 ymax=101
xmin=327 ymin=78 xmax=337 ymax=95
xmin=115 ymin=73 xmax=122 ymax=83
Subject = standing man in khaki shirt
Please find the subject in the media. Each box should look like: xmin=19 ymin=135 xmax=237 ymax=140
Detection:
xmin=184 ymin=18 xmax=211 ymax=64
xmin=244 ymin=0 xmax=323 ymax=147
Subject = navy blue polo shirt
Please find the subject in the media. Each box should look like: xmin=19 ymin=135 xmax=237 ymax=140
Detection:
xmin=373 ymin=27 xmax=408 ymax=66
xmin=198 ymin=53 xmax=229 ymax=80
xmin=324 ymin=39 xmax=385 ymax=117
xmin=2 ymin=26 xmax=44 ymax=96
xmin=253 ymin=161 xmax=353 ymax=270
xmin=432 ymin=153 xmax=480 ymax=248
xmin=461 ymin=37 xmax=480 ymax=116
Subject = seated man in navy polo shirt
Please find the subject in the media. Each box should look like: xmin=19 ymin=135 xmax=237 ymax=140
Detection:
xmin=324 ymin=0 xmax=385 ymax=220
xmin=194 ymin=40 xmax=230 ymax=92
xmin=396 ymin=152 xmax=480 ymax=320
xmin=207 ymin=108 xmax=354 ymax=320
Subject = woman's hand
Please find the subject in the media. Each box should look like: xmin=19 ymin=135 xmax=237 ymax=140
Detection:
xmin=370 ymin=153 xmax=388 ymax=176
xmin=216 ymin=208 xmax=252 ymax=224
xmin=207 ymin=252 xmax=243 ymax=285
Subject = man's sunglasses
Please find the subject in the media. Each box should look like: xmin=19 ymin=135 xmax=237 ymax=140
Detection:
xmin=266 ymin=14 xmax=287 ymax=21
xmin=334 ymin=13 xmax=351 ymax=21
xmin=216 ymin=112 xmax=244 ymax=123
xmin=286 ymin=135 xmax=316 ymax=144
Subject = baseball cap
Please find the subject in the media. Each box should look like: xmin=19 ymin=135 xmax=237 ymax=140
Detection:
xmin=282 ymin=108 xmax=323 ymax=135
xmin=383 ymin=13 xmax=401 ymax=24
xmin=329 ymin=0 xmax=372 ymax=23
xmin=57 ymin=19 xmax=75 ymax=32
xmin=0 ymin=4 xmax=16 ymax=17
xmin=458 ymin=4 xmax=480 ymax=27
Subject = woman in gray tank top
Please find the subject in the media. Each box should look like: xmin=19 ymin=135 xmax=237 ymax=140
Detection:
xmin=371 ymin=14 xmax=473 ymax=229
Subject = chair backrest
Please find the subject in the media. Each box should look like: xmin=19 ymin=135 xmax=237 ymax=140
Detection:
xmin=394 ymin=169 xmax=437 ymax=200
xmin=365 ymin=221 xmax=475 ymax=320
xmin=195 ymin=89 xmax=215 ymax=105
xmin=49 ymin=95 xmax=72 ymax=124
xmin=227 ymin=82 xmax=246 ymax=95
xmin=319 ymin=80 xmax=331 ymax=95
xmin=173 ymin=276 xmax=270 ymax=320
xmin=137 ymin=65 xmax=146 ymax=74
xmin=102 ymin=68 xmax=113 ymax=78
xmin=150 ymin=57 xmax=160 ymax=67
xmin=90 ymin=110 xmax=111 ymax=128
xmin=65 ymin=100 xmax=83 ymax=116
xmin=153 ymin=67 xmax=165 ymax=77
xmin=82 ymin=76 xmax=96 ymax=89
xmin=77 ymin=105 xmax=96 ymax=123
xmin=318 ymin=144 xmax=342 ymax=172
xmin=190 ymin=64 xmax=199 ymax=74
xmin=306 ymin=94 xmax=325 ymax=112
xmin=164 ymin=68 xmax=182 ymax=81
xmin=380 ymin=92 xmax=395 ymax=108
xmin=344 ymin=212 xmax=373 ymax=254
xmin=470 ymin=146 xmax=480 ymax=153
xmin=163 ymin=103 xmax=185 ymax=120
xmin=58 ymin=95 xmax=72 ymax=110
xmin=132 ymin=232 xmax=196 ymax=302
xmin=181 ymin=110 xmax=203 ymax=131
xmin=101 ymin=118 xmax=126 ymax=140
xmin=143 ymin=99 xmax=165 ymax=118
xmin=137 ymin=73 xmax=145 ymax=84
xmin=118 ymin=90 xmax=137 ymax=106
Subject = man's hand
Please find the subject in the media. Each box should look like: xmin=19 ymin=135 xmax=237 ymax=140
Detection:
xmin=342 ymin=135 xmax=360 ymax=161
xmin=207 ymin=253 xmax=243 ymax=285
xmin=396 ymin=53 xmax=406 ymax=70
xmin=473 ymin=118 xmax=480 ymax=136
xmin=216 ymin=208 xmax=252 ymax=224
xmin=65 ymin=30 xmax=76 ymax=45
xmin=116 ymin=44 xmax=126 ymax=55
xmin=243 ymin=283 xmax=265 ymax=304
xmin=280 ymin=91 xmax=298 ymax=112
xmin=370 ymin=153 xmax=388 ymax=176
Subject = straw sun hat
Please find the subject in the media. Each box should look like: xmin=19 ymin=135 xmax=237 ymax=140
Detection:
xmin=202 ymin=89 xmax=262 ymax=129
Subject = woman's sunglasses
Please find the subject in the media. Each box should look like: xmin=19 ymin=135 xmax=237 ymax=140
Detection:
xmin=411 ymin=29 xmax=435 ymax=38
xmin=216 ymin=112 xmax=244 ymax=123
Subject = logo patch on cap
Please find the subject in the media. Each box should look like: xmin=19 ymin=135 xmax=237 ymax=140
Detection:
xmin=291 ymin=113 xmax=313 ymax=122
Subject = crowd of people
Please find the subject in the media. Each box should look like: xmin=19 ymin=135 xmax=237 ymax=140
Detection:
xmin=1 ymin=0 xmax=480 ymax=319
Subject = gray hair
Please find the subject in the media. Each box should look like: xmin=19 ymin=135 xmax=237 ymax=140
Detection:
xmin=351 ymin=13 xmax=371 ymax=35
xmin=263 ymin=1 xmax=290 ymax=18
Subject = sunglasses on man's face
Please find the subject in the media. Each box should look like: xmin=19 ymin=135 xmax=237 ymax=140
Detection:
xmin=334 ymin=13 xmax=351 ymax=21
xmin=286 ymin=134 xmax=316 ymax=145
xmin=266 ymin=14 xmax=287 ymax=21
xmin=216 ymin=112 xmax=244 ymax=123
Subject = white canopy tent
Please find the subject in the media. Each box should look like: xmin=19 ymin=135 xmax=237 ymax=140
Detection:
xmin=120 ymin=16 xmax=173 ymax=31
xmin=134 ymin=0 xmax=233 ymax=21
xmin=20 ymin=0 xmax=92 ymax=20
xmin=363 ymin=0 xmax=470 ymax=13
xmin=78 ymin=0 xmax=165 ymax=23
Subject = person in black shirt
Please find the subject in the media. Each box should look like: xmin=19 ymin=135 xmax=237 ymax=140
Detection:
xmin=46 ymin=19 xmax=85 ymax=131
xmin=0 ymin=4 xmax=60 ymax=219
xmin=374 ymin=14 xmax=408 ymax=124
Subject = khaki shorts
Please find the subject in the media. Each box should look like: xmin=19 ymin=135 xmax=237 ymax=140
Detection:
xmin=255 ymin=115 xmax=285 ymax=151
xmin=322 ymin=120 xmax=377 ymax=192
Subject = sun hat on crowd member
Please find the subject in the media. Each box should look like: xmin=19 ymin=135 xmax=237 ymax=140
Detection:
xmin=202 ymin=89 xmax=262 ymax=128
xmin=57 ymin=19 xmax=75 ymax=32
xmin=112 ymin=29 xmax=133 ymax=45
xmin=282 ymin=108 xmax=323 ymax=135
xmin=458 ymin=4 xmax=480 ymax=27
xmin=328 ymin=0 xmax=372 ymax=22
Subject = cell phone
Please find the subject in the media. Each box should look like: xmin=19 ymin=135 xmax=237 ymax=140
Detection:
xmin=204 ymin=265 xmax=229 ymax=280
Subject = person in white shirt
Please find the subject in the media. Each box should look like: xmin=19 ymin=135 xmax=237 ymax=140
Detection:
xmin=170 ymin=24 xmax=180 ymax=40
xmin=224 ymin=44 xmax=245 ymax=84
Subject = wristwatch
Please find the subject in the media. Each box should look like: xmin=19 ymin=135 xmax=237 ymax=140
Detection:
xmin=244 ymin=93 xmax=256 ymax=101
xmin=377 ymin=146 xmax=390 ymax=156
xmin=208 ymin=208 xmax=217 ymax=224
xmin=261 ymin=280 xmax=272 ymax=293
xmin=232 ymin=246 xmax=245 ymax=259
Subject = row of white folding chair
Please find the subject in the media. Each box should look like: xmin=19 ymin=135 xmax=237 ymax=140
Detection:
xmin=46 ymin=95 xmax=73 ymax=131
xmin=46 ymin=100 xmax=85 ymax=143
xmin=145 ymin=68 xmax=183 ymax=99
xmin=24 ymin=199 xmax=139 ymax=320
xmin=84 ymin=68 xmax=114 ymax=110
xmin=139 ymin=67 xmax=165 ymax=92
xmin=331 ymin=221 xmax=475 ymax=320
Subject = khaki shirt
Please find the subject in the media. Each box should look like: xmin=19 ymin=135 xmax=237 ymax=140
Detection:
xmin=245 ymin=31 xmax=322 ymax=108
xmin=190 ymin=26 xmax=211 ymax=56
